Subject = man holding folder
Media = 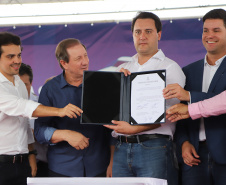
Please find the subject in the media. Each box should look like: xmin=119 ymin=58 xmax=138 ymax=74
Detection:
xmin=105 ymin=11 xmax=185 ymax=185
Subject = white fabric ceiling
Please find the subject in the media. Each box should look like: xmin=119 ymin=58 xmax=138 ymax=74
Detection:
xmin=0 ymin=0 xmax=91 ymax=4
xmin=0 ymin=0 xmax=225 ymax=26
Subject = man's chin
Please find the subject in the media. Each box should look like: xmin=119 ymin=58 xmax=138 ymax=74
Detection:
xmin=11 ymin=70 xmax=19 ymax=75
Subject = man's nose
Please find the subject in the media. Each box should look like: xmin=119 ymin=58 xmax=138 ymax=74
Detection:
xmin=82 ymin=58 xmax=89 ymax=65
xmin=140 ymin=32 xmax=146 ymax=39
xmin=205 ymin=31 xmax=215 ymax=38
xmin=14 ymin=57 xmax=21 ymax=63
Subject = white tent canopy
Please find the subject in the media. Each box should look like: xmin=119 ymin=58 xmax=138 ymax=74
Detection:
xmin=0 ymin=0 xmax=225 ymax=26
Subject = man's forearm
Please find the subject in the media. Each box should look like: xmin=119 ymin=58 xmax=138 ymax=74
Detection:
xmin=189 ymin=91 xmax=226 ymax=119
xmin=32 ymin=105 xmax=60 ymax=117
xmin=28 ymin=143 xmax=37 ymax=177
xmin=50 ymin=129 xmax=89 ymax=150
xmin=131 ymin=124 xmax=161 ymax=134
xmin=50 ymin=130 xmax=69 ymax=143
xmin=32 ymin=103 xmax=82 ymax=119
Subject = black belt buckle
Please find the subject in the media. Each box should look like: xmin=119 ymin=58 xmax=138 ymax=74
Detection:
xmin=13 ymin=155 xmax=23 ymax=163
xmin=125 ymin=136 xmax=128 ymax=143
xmin=199 ymin=140 xmax=207 ymax=145
xmin=118 ymin=135 xmax=130 ymax=143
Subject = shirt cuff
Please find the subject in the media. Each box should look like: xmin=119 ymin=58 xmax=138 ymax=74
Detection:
xmin=24 ymin=100 xmax=40 ymax=119
xmin=188 ymin=91 xmax=191 ymax=104
xmin=188 ymin=103 xmax=201 ymax=120
xmin=44 ymin=127 xmax=57 ymax=144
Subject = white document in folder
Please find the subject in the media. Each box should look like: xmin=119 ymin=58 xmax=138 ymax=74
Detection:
xmin=131 ymin=72 xmax=165 ymax=124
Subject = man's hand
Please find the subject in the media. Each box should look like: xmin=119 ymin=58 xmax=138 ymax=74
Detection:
xmin=119 ymin=68 xmax=131 ymax=76
xmin=65 ymin=130 xmax=89 ymax=150
xmin=166 ymin=103 xmax=190 ymax=122
xmin=104 ymin=120 xmax=160 ymax=135
xmin=104 ymin=120 xmax=138 ymax=135
xmin=182 ymin=141 xmax=200 ymax=167
xmin=29 ymin=154 xmax=37 ymax=177
xmin=106 ymin=145 xmax=115 ymax=177
xmin=58 ymin=103 xmax=83 ymax=118
xmin=51 ymin=130 xmax=89 ymax=150
xmin=163 ymin=83 xmax=190 ymax=101
xmin=106 ymin=163 xmax=113 ymax=177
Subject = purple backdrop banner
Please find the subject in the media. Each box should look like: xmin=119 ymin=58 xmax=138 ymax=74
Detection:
xmin=0 ymin=19 xmax=206 ymax=94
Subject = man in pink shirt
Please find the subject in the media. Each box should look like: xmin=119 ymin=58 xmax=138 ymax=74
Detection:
xmin=166 ymin=90 xmax=226 ymax=122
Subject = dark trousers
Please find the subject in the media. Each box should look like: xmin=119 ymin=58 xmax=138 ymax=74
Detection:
xmin=36 ymin=161 xmax=48 ymax=177
xmin=0 ymin=160 xmax=31 ymax=185
xmin=49 ymin=169 xmax=107 ymax=177
xmin=182 ymin=142 xmax=226 ymax=185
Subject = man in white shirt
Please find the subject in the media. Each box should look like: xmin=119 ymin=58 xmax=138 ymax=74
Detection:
xmin=104 ymin=12 xmax=185 ymax=185
xmin=0 ymin=32 xmax=89 ymax=185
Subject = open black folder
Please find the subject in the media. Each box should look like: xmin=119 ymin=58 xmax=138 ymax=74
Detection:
xmin=81 ymin=70 xmax=166 ymax=125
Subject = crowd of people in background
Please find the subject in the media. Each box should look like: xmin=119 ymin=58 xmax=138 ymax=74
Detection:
xmin=0 ymin=8 xmax=225 ymax=185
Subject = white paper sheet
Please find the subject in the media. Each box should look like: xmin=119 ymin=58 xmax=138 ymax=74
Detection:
xmin=131 ymin=72 xmax=165 ymax=124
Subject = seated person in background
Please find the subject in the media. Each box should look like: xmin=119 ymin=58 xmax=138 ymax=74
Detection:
xmin=19 ymin=63 xmax=48 ymax=177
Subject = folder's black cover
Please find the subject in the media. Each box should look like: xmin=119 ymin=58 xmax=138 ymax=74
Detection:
xmin=81 ymin=70 xmax=166 ymax=125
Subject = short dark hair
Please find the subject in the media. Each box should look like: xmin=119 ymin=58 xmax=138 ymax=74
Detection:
xmin=131 ymin=11 xmax=162 ymax=33
xmin=0 ymin=32 xmax=21 ymax=58
xmin=55 ymin=38 xmax=86 ymax=70
xmin=203 ymin=9 xmax=226 ymax=27
xmin=19 ymin=63 xmax=33 ymax=83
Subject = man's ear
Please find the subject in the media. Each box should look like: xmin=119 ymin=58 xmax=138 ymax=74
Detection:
xmin=60 ymin=60 xmax=67 ymax=69
xmin=157 ymin=31 xmax=162 ymax=41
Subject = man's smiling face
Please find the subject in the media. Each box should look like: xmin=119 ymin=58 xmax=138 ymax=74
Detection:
xmin=202 ymin=19 xmax=226 ymax=56
xmin=0 ymin=44 xmax=22 ymax=82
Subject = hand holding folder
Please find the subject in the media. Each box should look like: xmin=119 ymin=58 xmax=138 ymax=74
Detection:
xmin=81 ymin=70 xmax=166 ymax=125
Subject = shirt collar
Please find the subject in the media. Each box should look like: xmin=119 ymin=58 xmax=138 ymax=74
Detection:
xmin=0 ymin=72 xmax=20 ymax=85
xmin=0 ymin=72 xmax=8 ymax=83
xmin=204 ymin=54 xmax=226 ymax=67
xmin=152 ymin=49 xmax=165 ymax=61
xmin=59 ymin=72 xmax=82 ymax=88
xmin=132 ymin=49 xmax=165 ymax=64
xmin=59 ymin=72 xmax=69 ymax=89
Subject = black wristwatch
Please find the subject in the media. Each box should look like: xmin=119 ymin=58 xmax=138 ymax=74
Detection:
xmin=29 ymin=149 xmax=38 ymax=156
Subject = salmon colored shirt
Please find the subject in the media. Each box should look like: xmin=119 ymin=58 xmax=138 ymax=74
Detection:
xmin=189 ymin=91 xmax=226 ymax=120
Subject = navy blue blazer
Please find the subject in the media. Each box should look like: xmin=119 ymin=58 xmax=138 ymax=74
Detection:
xmin=175 ymin=57 xmax=226 ymax=168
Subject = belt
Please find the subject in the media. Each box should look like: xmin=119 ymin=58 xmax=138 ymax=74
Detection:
xmin=0 ymin=154 xmax=29 ymax=163
xmin=118 ymin=134 xmax=171 ymax=143
xmin=199 ymin=140 xmax=207 ymax=145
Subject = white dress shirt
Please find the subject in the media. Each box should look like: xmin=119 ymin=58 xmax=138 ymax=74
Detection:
xmin=112 ymin=49 xmax=186 ymax=138
xmin=0 ymin=72 xmax=39 ymax=155
xmin=199 ymin=55 xmax=225 ymax=141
